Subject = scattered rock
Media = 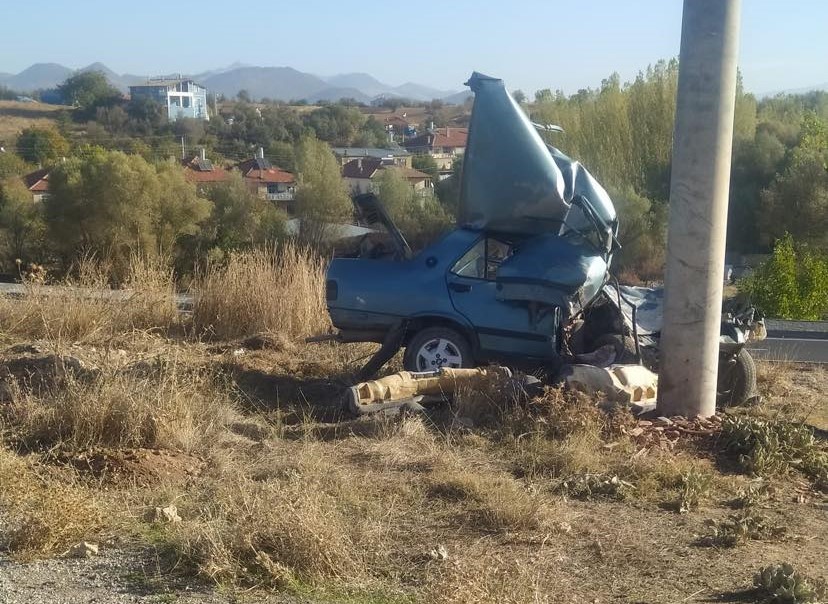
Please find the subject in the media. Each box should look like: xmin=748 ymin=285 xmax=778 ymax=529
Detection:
xmin=428 ymin=544 xmax=449 ymax=561
xmin=67 ymin=541 xmax=99 ymax=558
xmin=149 ymin=505 xmax=182 ymax=523
xmin=4 ymin=343 xmax=47 ymax=355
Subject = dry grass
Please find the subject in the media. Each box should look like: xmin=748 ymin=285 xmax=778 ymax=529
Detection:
xmin=0 ymin=246 xmax=824 ymax=601
xmin=0 ymin=100 xmax=68 ymax=140
xmin=2 ymin=359 xmax=235 ymax=452
xmin=191 ymin=243 xmax=330 ymax=341
xmin=160 ymin=440 xmax=404 ymax=590
xmin=0 ymin=447 xmax=102 ymax=558
xmin=0 ymin=253 xmax=179 ymax=343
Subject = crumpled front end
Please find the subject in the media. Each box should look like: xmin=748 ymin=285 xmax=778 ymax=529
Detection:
xmin=459 ymin=72 xmax=617 ymax=237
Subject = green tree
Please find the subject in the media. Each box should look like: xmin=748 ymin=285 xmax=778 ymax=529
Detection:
xmin=57 ymin=71 xmax=121 ymax=112
xmin=741 ymin=234 xmax=828 ymax=320
xmin=0 ymin=152 xmax=31 ymax=179
xmin=304 ymin=105 xmax=365 ymax=145
xmin=202 ymin=172 xmax=287 ymax=252
xmin=45 ymin=147 xmax=211 ymax=268
xmin=294 ymin=136 xmax=352 ymax=245
xmin=412 ymin=154 xmax=439 ymax=186
xmin=16 ymin=127 xmax=70 ymax=165
xmin=435 ymin=156 xmax=463 ymax=215
xmin=126 ymin=97 xmax=165 ymax=134
xmin=375 ymin=168 xmax=452 ymax=249
xmin=512 ymin=90 xmax=526 ymax=104
xmin=758 ymin=113 xmax=828 ymax=250
xmin=0 ymin=178 xmax=46 ymax=265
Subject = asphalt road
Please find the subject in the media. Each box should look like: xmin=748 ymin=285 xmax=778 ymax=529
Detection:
xmin=747 ymin=319 xmax=828 ymax=363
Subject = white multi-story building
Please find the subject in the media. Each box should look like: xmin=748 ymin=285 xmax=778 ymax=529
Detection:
xmin=129 ymin=76 xmax=209 ymax=121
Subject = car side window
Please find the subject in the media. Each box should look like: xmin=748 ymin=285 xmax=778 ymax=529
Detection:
xmin=451 ymin=238 xmax=511 ymax=280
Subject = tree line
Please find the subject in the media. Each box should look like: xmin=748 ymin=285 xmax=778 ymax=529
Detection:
xmin=1 ymin=66 xmax=826 ymax=294
xmin=530 ymin=59 xmax=828 ymax=278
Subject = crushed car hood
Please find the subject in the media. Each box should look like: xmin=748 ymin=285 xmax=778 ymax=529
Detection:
xmin=459 ymin=72 xmax=617 ymax=236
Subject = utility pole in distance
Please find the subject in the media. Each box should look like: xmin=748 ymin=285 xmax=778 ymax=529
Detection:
xmin=658 ymin=0 xmax=742 ymax=418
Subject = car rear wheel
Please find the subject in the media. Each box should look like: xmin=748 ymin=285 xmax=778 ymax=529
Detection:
xmin=403 ymin=327 xmax=474 ymax=372
xmin=717 ymin=348 xmax=757 ymax=407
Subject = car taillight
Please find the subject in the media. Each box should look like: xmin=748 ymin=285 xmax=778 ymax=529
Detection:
xmin=325 ymin=280 xmax=338 ymax=301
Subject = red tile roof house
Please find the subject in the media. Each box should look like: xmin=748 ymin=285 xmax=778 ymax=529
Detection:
xmin=341 ymin=157 xmax=432 ymax=196
xmin=180 ymin=150 xmax=231 ymax=192
xmin=237 ymin=148 xmax=296 ymax=209
xmin=22 ymin=167 xmax=51 ymax=202
xmin=403 ymin=126 xmax=468 ymax=175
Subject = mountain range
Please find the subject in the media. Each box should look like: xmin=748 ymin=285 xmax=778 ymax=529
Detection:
xmin=0 ymin=62 xmax=471 ymax=104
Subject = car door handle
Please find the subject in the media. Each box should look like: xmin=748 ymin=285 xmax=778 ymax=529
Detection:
xmin=449 ymin=283 xmax=472 ymax=293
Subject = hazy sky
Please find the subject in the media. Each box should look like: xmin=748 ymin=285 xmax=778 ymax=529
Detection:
xmin=1 ymin=0 xmax=826 ymax=95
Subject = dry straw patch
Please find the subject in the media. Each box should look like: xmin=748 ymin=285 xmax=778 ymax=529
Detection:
xmin=3 ymin=360 xmax=236 ymax=452
xmin=163 ymin=441 xmax=392 ymax=589
xmin=0 ymin=253 xmax=179 ymax=343
xmin=0 ymin=447 xmax=102 ymax=558
xmin=192 ymin=243 xmax=330 ymax=341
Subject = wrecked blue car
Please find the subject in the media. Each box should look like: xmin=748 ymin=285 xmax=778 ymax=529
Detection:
xmin=326 ymin=73 xmax=627 ymax=373
xmin=324 ymin=72 xmax=758 ymax=405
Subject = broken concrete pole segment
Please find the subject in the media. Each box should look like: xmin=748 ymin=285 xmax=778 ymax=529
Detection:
xmin=563 ymin=364 xmax=658 ymax=406
xmin=346 ymin=366 xmax=512 ymax=415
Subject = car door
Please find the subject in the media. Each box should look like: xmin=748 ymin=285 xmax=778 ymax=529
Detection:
xmin=446 ymin=236 xmax=558 ymax=360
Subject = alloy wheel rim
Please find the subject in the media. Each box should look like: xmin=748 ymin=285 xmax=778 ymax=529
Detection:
xmin=416 ymin=338 xmax=463 ymax=370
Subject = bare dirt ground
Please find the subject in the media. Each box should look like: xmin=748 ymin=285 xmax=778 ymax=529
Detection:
xmin=0 ymin=331 xmax=825 ymax=604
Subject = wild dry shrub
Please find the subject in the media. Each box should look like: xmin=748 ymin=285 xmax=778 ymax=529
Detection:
xmin=3 ymin=360 xmax=235 ymax=452
xmin=115 ymin=252 xmax=179 ymax=332
xmin=0 ymin=253 xmax=179 ymax=342
xmin=165 ymin=444 xmax=382 ymax=589
xmin=427 ymin=461 xmax=548 ymax=533
xmin=0 ymin=447 xmax=102 ymax=558
xmin=424 ymin=549 xmax=549 ymax=604
xmin=192 ymin=242 xmax=330 ymax=341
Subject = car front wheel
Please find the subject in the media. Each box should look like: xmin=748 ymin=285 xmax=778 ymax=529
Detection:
xmin=403 ymin=327 xmax=474 ymax=372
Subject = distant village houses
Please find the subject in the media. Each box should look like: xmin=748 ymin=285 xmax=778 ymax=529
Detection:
xmin=237 ymin=148 xmax=297 ymax=209
xmin=129 ymin=76 xmax=210 ymax=122
xmin=22 ymin=168 xmax=50 ymax=203
xmin=404 ymin=126 xmax=467 ymax=178
xmin=180 ymin=147 xmax=296 ymax=210
xmin=331 ymin=146 xmax=412 ymax=168
xmin=341 ymin=157 xmax=431 ymax=196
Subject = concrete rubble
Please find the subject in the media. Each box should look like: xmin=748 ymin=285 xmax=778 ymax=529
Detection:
xmin=66 ymin=541 xmax=99 ymax=559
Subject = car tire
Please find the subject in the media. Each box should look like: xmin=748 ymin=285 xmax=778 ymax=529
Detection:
xmin=717 ymin=348 xmax=757 ymax=407
xmin=403 ymin=327 xmax=474 ymax=372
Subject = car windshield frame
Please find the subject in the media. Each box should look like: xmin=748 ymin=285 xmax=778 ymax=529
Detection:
xmin=449 ymin=234 xmax=514 ymax=281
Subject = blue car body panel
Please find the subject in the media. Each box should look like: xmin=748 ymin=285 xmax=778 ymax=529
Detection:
xmin=327 ymin=229 xmax=479 ymax=333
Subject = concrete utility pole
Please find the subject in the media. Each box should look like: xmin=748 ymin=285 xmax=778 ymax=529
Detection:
xmin=658 ymin=0 xmax=742 ymax=418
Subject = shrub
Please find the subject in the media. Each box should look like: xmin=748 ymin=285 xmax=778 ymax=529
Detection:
xmin=754 ymin=563 xmax=826 ymax=604
xmin=0 ymin=448 xmax=102 ymax=558
xmin=3 ymin=362 xmax=235 ymax=452
xmin=720 ymin=416 xmax=828 ymax=488
xmin=191 ymin=243 xmax=330 ymax=340
xmin=740 ymin=233 xmax=828 ymax=320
